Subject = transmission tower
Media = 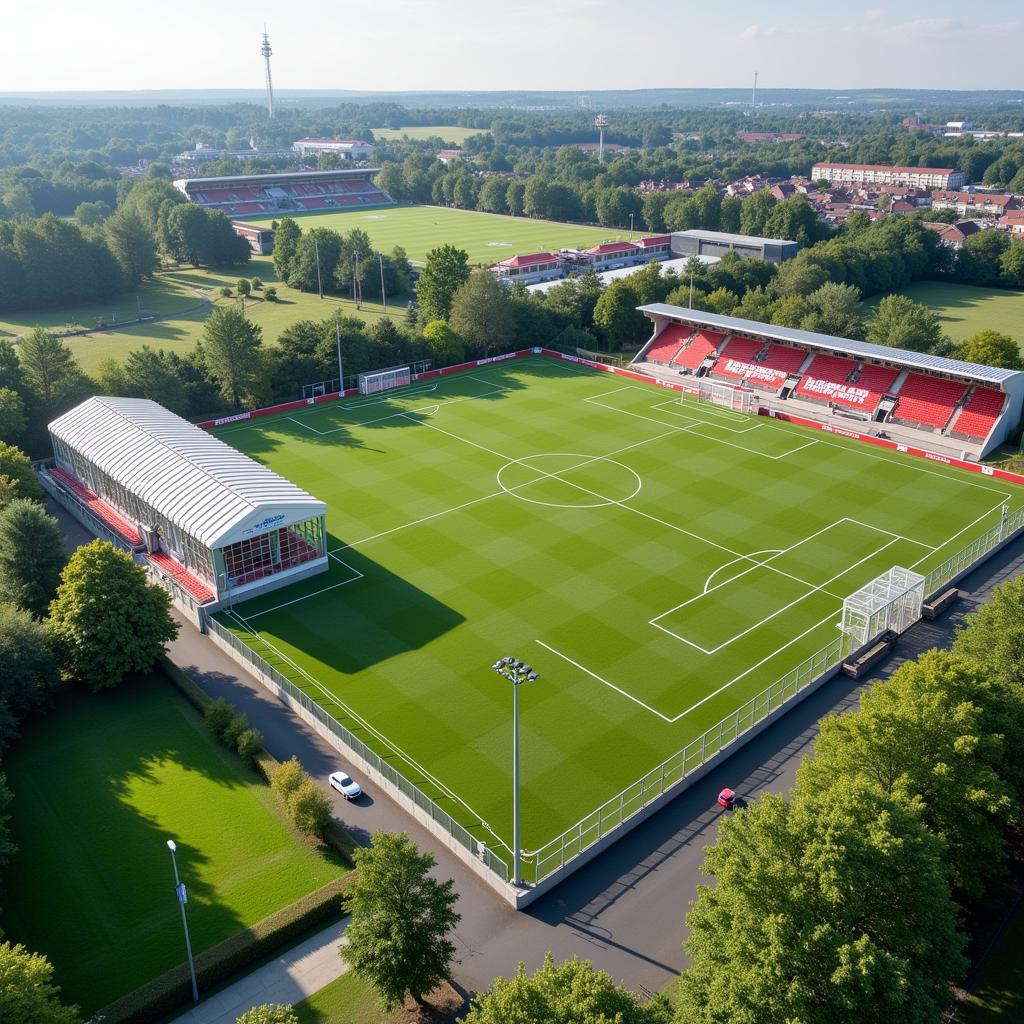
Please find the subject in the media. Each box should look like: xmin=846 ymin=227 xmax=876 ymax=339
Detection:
xmin=261 ymin=27 xmax=275 ymax=119
xmin=594 ymin=114 xmax=609 ymax=162
xmin=751 ymin=71 xmax=759 ymax=108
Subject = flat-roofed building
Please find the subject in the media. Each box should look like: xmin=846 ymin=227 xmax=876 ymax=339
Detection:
xmin=670 ymin=229 xmax=798 ymax=263
xmin=812 ymin=162 xmax=965 ymax=190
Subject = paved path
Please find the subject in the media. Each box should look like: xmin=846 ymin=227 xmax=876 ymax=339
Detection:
xmin=47 ymin=499 xmax=1024 ymax=999
xmin=169 ymin=919 xmax=350 ymax=1024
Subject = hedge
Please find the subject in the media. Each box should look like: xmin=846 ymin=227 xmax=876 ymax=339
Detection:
xmin=93 ymin=873 xmax=354 ymax=1024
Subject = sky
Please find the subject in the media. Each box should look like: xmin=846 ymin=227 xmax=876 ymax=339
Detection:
xmin=4 ymin=0 xmax=1024 ymax=93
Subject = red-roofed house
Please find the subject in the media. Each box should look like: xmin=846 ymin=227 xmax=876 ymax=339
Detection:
xmin=492 ymin=251 xmax=563 ymax=284
xmin=436 ymin=149 xmax=463 ymax=164
xmin=932 ymin=191 xmax=1020 ymax=216
xmin=635 ymin=235 xmax=672 ymax=257
xmin=999 ymin=210 xmax=1024 ymax=235
xmin=584 ymin=240 xmax=642 ymax=268
xmin=924 ymin=219 xmax=987 ymax=249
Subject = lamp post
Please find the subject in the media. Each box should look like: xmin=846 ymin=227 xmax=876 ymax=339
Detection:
xmin=167 ymin=839 xmax=199 ymax=1002
xmin=491 ymin=656 xmax=538 ymax=886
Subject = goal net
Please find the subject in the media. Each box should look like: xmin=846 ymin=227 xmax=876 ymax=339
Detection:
xmin=693 ymin=379 xmax=754 ymax=413
xmin=358 ymin=366 xmax=411 ymax=396
xmin=841 ymin=566 xmax=925 ymax=648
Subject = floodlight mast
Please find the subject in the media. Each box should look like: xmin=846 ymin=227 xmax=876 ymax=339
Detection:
xmin=261 ymin=28 xmax=275 ymax=119
xmin=492 ymin=656 xmax=539 ymax=886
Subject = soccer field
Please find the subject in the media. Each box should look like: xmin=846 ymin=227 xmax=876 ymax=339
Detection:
xmin=215 ymin=357 xmax=1022 ymax=880
xmin=246 ymin=205 xmax=647 ymax=265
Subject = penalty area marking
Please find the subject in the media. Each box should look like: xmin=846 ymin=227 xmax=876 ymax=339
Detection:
xmin=240 ymin=553 xmax=365 ymax=619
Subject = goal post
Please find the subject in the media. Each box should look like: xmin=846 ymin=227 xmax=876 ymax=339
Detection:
xmin=692 ymin=379 xmax=754 ymax=414
xmin=841 ymin=567 xmax=925 ymax=648
xmin=358 ymin=366 xmax=411 ymax=396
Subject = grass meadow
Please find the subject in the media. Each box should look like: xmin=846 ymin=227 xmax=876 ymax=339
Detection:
xmin=0 ymin=676 xmax=345 ymax=1012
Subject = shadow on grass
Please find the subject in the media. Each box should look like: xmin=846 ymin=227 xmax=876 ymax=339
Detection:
xmin=0 ymin=678 xmax=289 ymax=1012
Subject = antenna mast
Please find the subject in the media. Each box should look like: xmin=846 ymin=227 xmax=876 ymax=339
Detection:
xmin=594 ymin=114 xmax=609 ymax=162
xmin=752 ymin=71 xmax=758 ymax=107
xmin=261 ymin=27 xmax=275 ymax=119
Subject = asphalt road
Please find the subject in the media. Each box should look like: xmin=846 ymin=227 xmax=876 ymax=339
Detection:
xmin=49 ymin=500 xmax=1024 ymax=995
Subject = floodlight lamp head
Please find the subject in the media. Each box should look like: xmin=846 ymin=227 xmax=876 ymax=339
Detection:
xmin=523 ymin=665 xmax=533 ymax=676
xmin=492 ymin=661 xmax=503 ymax=672
xmin=528 ymin=672 xmax=539 ymax=682
xmin=513 ymin=659 xmax=524 ymax=670
xmin=167 ymin=839 xmax=177 ymax=852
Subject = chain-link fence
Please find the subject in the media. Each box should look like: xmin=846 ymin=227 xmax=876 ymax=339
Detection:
xmin=205 ymin=616 xmax=511 ymax=883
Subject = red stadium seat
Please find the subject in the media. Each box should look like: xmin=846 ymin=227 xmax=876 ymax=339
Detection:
xmin=892 ymin=374 xmax=967 ymax=430
xmin=951 ymin=387 xmax=1005 ymax=440
xmin=672 ymin=329 xmax=725 ymax=371
xmin=644 ymin=325 xmax=692 ymax=364
xmin=49 ymin=467 xmax=142 ymax=546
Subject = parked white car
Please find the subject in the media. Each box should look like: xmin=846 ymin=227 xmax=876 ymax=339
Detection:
xmin=328 ymin=771 xmax=362 ymax=800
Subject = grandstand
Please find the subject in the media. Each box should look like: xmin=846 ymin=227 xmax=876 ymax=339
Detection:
xmin=40 ymin=397 xmax=328 ymax=617
xmin=633 ymin=305 xmax=1024 ymax=459
xmin=174 ymin=169 xmax=394 ymax=218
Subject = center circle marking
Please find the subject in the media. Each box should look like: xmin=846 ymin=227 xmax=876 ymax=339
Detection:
xmin=496 ymin=452 xmax=642 ymax=509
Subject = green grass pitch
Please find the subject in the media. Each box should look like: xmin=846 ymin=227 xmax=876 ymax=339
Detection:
xmin=245 ymin=204 xmax=648 ymax=265
xmin=215 ymin=357 xmax=1021 ymax=877
xmin=1 ymin=678 xmax=345 ymax=1012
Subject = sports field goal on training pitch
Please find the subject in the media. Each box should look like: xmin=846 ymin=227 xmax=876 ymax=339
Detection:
xmin=840 ymin=566 xmax=926 ymax=648
xmin=359 ymin=365 xmax=412 ymax=395
xmin=693 ymin=378 xmax=755 ymax=414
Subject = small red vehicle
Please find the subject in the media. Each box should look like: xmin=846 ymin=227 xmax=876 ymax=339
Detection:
xmin=717 ymin=788 xmax=736 ymax=810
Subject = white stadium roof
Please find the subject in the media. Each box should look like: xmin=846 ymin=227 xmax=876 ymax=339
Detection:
xmin=638 ymin=304 xmax=1024 ymax=386
xmin=49 ymin=397 xmax=325 ymax=549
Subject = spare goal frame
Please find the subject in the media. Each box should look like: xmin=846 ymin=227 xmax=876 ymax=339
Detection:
xmin=841 ymin=566 xmax=925 ymax=648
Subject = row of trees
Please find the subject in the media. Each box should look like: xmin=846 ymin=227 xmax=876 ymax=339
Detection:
xmin=671 ymin=575 xmax=1024 ymax=1024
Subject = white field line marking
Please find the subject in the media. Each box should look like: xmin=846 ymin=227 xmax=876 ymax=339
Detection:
xmin=649 ymin=396 xmax=753 ymax=428
xmin=679 ymin=420 xmax=819 ymax=461
xmin=242 ymin=556 xmax=365 ymax=619
xmin=329 ymin=424 xmax=682 ymax=554
xmin=224 ymin=609 xmax=513 ymax=856
xmin=537 ymin=607 xmax=840 ymax=725
xmin=842 ymin=517 xmax=937 ymax=551
xmin=412 ymin=414 xmax=866 ymax=597
xmin=697 ymin=518 xmax=867 ymax=598
xmin=467 ymin=374 xmax=512 ymax=391
xmin=908 ymin=499 xmax=1009 ymax=571
xmin=536 ymin=640 xmax=674 ymax=722
xmin=580 ymin=371 xmax=1013 ymax=500
xmin=651 ymin=538 xmax=898 ymax=656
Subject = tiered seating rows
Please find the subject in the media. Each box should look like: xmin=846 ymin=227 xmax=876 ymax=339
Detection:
xmin=794 ymin=354 xmax=870 ymax=409
xmin=762 ymin=344 xmax=806 ymax=375
xmin=50 ymin=467 xmax=142 ymax=546
xmin=148 ymin=550 xmax=215 ymax=603
xmin=892 ymin=374 xmax=967 ymax=430
xmin=645 ymin=326 xmax=690 ymax=364
xmin=227 ymin=529 xmax=321 ymax=588
xmin=952 ymin=387 xmax=1005 ymax=440
xmin=672 ymin=329 xmax=725 ymax=371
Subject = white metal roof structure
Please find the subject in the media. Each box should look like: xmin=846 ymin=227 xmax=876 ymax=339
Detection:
xmin=49 ymin=397 xmax=325 ymax=549
xmin=638 ymin=304 xmax=1024 ymax=386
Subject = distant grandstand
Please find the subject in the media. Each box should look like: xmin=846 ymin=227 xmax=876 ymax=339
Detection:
xmin=634 ymin=305 xmax=1024 ymax=460
xmin=174 ymin=169 xmax=395 ymax=218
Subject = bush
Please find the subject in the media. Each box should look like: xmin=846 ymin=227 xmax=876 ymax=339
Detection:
xmin=235 ymin=727 xmax=263 ymax=765
xmin=236 ymin=1004 xmax=297 ymax=1024
xmin=264 ymin=286 xmax=277 ymax=302
xmin=204 ymin=697 xmax=234 ymax=740
xmin=222 ymin=711 xmax=250 ymax=749
xmin=288 ymin=779 xmax=332 ymax=838
xmin=251 ymin=277 xmax=263 ymax=290
xmin=219 ymin=286 xmax=232 ymax=298
xmin=94 ymin=874 xmax=353 ymax=1024
xmin=270 ymin=756 xmax=306 ymax=804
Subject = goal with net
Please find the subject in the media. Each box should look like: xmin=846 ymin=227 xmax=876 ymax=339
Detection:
xmin=358 ymin=366 xmax=411 ymax=396
xmin=691 ymin=379 xmax=754 ymax=414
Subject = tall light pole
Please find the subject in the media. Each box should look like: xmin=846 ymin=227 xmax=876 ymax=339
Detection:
xmin=335 ymin=321 xmax=344 ymax=394
xmin=628 ymin=212 xmax=634 ymax=241
xmin=491 ymin=656 xmax=538 ymax=886
xmin=378 ymin=252 xmax=387 ymax=313
xmin=167 ymin=839 xmax=199 ymax=1003
xmin=314 ymin=239 xmax=324 ymax=299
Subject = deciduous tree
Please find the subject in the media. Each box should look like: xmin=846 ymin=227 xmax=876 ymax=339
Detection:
xmin=343 ymin=832 xmax=460 ymax=1009
xmin=448 ymin=269 xmax=513 ymax=357
xmin=954 ymin=574 xmax=1024 ymax=689
xmin=0 ymin=603 xmax=58 ymax=751
xmin=798 ymin=650 xmax=1020 ymax=897
xmin=465 ymin=953 xmax=670 ymax=1024
xmin=0 ymin=499 xmax=65 ymax=616
xmin=954 ymin=328 xmax=1022 ymax=369
xmin=676 ymin=782 xmax=965 ymax=1024
xmin=0 ymin=942 xmax=80 ymax=1024
xmin=201 ymin=307 xmax=263 ymax=407
xmin=593 ymin=280 xmax=645 ymax=351
xmin=867 ymin=293 xmax=946 ymax=353
xmin=417 ymin=244 xmax=470 ymax=323
xmin=0 ymin=441 xmax=43 ymax=507
xmin=47 ymin=539 xmax=178 ymax=690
